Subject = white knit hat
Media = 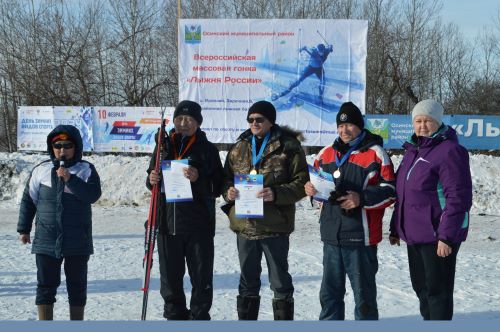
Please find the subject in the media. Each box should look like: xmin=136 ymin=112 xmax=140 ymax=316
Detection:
xmin=411 ymin=99 xmax=444 ymax=125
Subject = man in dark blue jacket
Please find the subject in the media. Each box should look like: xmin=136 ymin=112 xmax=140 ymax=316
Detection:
xmin=147 ymin=100 xmax=223 ymax=320
xmin=17 ymin=125 xmax=101 ymax=320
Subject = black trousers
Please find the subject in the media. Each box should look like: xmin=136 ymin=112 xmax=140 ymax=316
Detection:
xmin=237 ymin=234 xmax=294 ymax=300
xmin=35 ymin=254 xmax=89 ymax=306
xmin=157 ymin=232 xmax=214 ymax=320
xmin=407 ymin=243 xmax=460 ymax=320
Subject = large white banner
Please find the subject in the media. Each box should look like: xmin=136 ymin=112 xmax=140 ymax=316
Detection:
xmin=179 ymin=19 xmax=368 ymax=146
xmin=17 ymin=106 xmax=55 ymax=151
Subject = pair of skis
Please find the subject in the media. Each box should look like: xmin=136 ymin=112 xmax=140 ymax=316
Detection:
xmin=141 ymin=108 xmax=167 ymax=320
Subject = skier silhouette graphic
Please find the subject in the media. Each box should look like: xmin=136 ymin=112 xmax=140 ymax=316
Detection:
xmin=79 ymin=107 xmax=93 ymax=151
xmin=144 ymin=130 xmax=154 ymax=144
xmin=272 ymin=43 xmax=333 ymax=103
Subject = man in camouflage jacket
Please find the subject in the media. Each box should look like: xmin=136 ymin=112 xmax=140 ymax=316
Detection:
xmin=222 ymin=101 xmax=309 ymax=320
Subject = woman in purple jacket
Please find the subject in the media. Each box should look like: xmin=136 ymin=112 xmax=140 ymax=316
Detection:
xmin=389 ymin=99 xmax=472 ymax=320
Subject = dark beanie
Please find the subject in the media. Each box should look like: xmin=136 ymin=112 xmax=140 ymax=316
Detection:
xmin=173 ymin=100 xmax=203 ymax=125
xmin=247 ymin=100 xmax=276 ymax=124
xmin=336 ymin=102 xmax=364 ymax=130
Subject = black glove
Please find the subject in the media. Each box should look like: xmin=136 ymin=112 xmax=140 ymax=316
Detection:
xmin=328 ymin=188 xmax=347 ymax=205
xmin=328 ymin=188 xmax=354 ymax=216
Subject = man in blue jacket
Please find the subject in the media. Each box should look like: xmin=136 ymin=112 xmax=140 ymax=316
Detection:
xmin=17 ymin=125 xmax=102 ymax=320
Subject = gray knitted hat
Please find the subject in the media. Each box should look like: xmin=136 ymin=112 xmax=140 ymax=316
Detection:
xmin=412 ymin=99 xmax=444 ymax=125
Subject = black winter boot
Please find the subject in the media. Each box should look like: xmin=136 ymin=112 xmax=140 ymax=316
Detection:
xmin=69 ymin=306 xmax=84 ymax=320
xmin=272 ymin=298 xmax=294 ymax=320
xmin=163 ymin=309 xmax=190 ymax=320
xmin=237 ymin=295 xmax=260 ymax=320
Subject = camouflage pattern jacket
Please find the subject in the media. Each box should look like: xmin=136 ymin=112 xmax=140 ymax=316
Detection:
xmin=222 ymin=125 xmax=309 ymax=239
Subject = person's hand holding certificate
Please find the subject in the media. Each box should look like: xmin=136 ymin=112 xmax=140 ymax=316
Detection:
xmin=308 ymin=164 xmax=336 ymax=202
xmin=234 ymin=174 xmax=264 ymax=218
xmin=162 ymin=159 xmax=193 ymax=202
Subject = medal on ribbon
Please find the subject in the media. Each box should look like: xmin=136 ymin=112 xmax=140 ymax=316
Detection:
xmin=251 ymin=132 xmax=271 ymax=175
xmin=334 ymin=131 xmax=366 ymax=178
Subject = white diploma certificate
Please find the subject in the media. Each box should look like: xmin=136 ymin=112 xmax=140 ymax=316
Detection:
xmin=308 ymin=164 xmax=336 ymax=202
xmin=162 ymin=159 xmax=193 ymax=202
xmin=234 ymin=174 xmax=264 ymax=218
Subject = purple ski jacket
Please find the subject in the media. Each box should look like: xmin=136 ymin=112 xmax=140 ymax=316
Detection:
xmin=390 ymin=125 xmax=472 ymax=245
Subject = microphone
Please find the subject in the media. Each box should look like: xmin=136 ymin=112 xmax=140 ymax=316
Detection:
xmin=59 ymin=156 xmax=66 ymax=168
xmin=58 ymin=156 xmax=66 ymax=180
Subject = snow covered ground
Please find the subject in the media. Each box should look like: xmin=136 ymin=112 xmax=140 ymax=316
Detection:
xmin=0 ymin=152 xmax=499 ymax=321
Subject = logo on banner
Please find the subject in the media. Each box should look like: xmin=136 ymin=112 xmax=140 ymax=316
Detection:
xmin=366 ymin=118 xmax=389 ymax=141
xmin=185 ymin=25 xmax=201 ymax=44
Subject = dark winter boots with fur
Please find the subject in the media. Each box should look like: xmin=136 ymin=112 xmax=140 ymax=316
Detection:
xmin=237 ymin=295 xmax=260 ymax=320
xmin=237 ymin=295 xmax=294 ymax=320
xmin=272 ymin=298 xmax=294 ymax=320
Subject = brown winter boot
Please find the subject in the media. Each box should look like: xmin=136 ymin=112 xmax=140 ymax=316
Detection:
xmin=37 ymin=304 xmax=54 ymax=320
xmin=69 ymin=306 xmax=85 ymax=320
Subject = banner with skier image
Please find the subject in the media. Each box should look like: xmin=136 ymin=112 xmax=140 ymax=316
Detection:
xmin=53 ymin=106 xmax=95 ymax=152
xmin=178 ymin=19 xmax=368 ymax=146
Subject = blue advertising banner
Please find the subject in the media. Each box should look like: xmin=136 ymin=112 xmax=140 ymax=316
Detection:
xmin=17 ymin=107 xmax=500 ymax=151
xmin=448 ymin=115 xmax=500 ymax=150
xmin=365 ymin=115 xmax=500 ymax=150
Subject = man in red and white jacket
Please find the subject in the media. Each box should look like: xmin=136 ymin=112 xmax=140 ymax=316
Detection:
xmin=305 ymin=102 xmax=395 ymax=320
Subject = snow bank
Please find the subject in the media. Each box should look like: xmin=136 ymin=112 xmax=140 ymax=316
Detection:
xmin=0 ymin=151 xmax=498 ymax=215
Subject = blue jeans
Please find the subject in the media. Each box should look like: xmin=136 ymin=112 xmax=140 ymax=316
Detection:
xmin=319 ymin=243 xmax=378 ymax=320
